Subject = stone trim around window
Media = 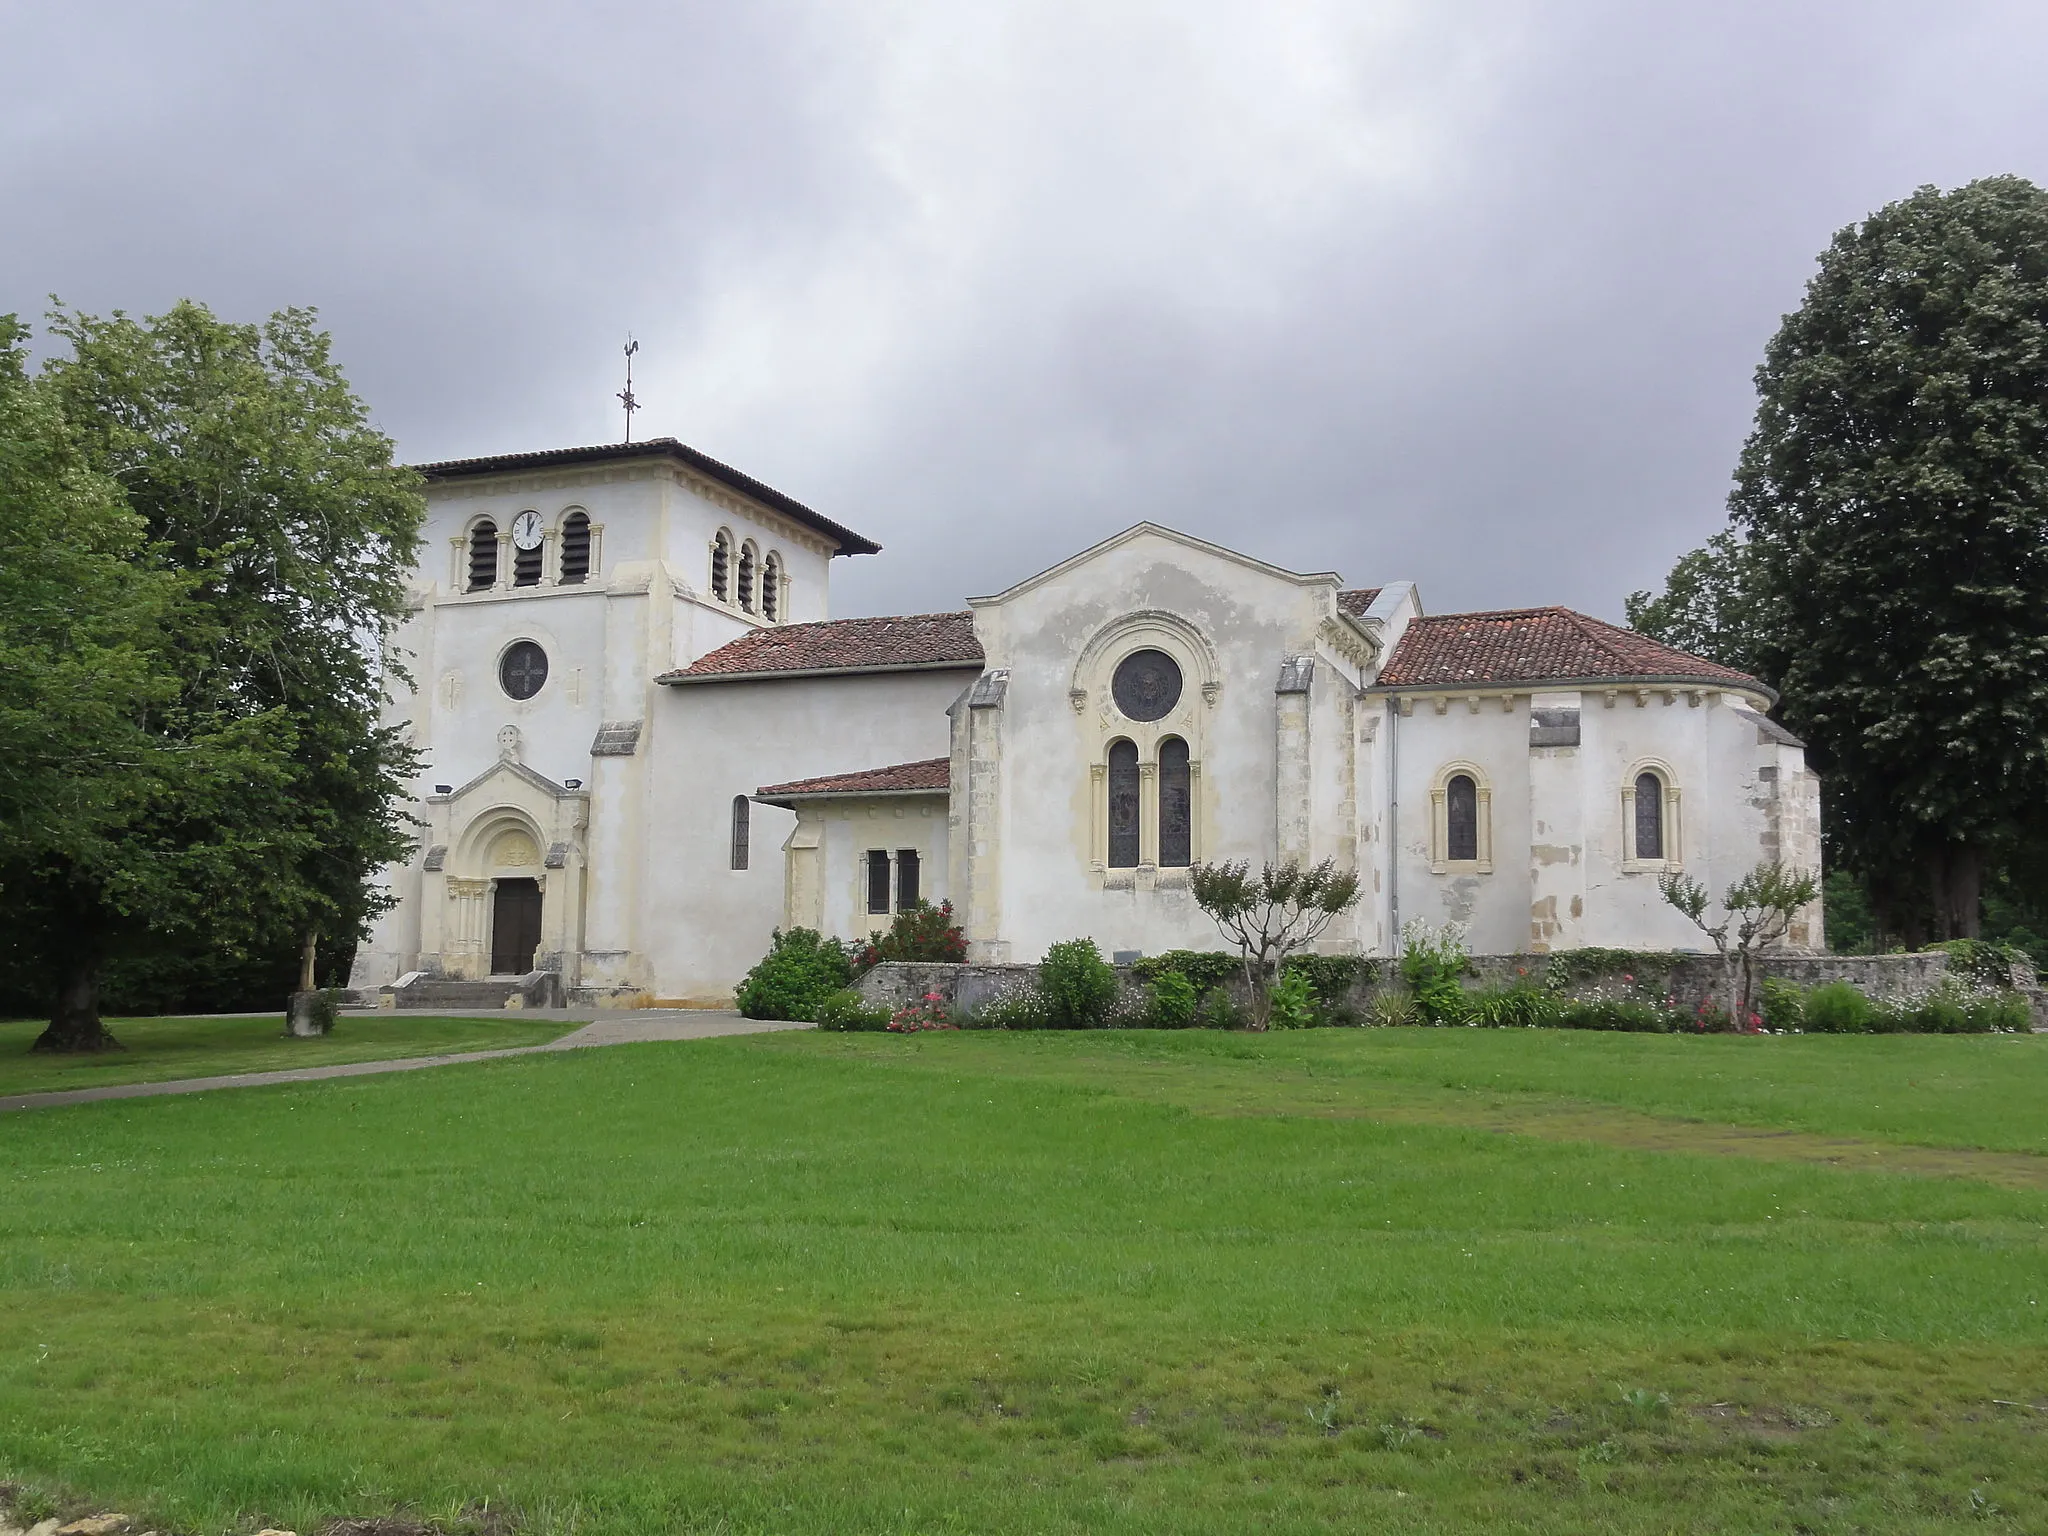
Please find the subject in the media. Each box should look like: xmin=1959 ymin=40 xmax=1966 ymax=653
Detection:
xmin=1620 ymin=759 xmax=1683 ymax=873
xmin=1428 ymin=760 xmax=1494 ymax=875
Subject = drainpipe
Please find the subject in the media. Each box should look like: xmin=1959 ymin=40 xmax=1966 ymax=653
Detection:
xmin=1386 ymin=695 xmax=1400 ymax=956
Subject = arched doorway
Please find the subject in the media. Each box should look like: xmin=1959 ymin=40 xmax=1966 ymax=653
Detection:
xmin=490 ymin=878 xmax=543 ymax=975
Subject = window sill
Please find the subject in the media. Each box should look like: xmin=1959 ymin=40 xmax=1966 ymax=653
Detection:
xmin=1429 ymin=859 xmax=1493 ymax=876
xmin=1621 ymin=859 xmax=1681 ymax=876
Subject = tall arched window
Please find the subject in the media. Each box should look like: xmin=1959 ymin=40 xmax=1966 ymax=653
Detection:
xmin=560 ymin=511 xmax=591 ymax=584
xmin=1158 ymin=737 xmax=1192 ymax=867
xmin=710 ymin=531 xmax=732 ymax=602
xmin=1107 ymin=739 xmax=1141 ymax=868
xmin=761 ymin=552 xmax=781 ymax=621
xmin=1634 ymin=772 xmax=1664 ymax=861
xmin=737 ymin=542 xmax=757 ymax=613
xmin=1446 ymin=774 xmax=1478 ymax=862
xmin=467 ymin=519 xmax=498 ymax=591
xmin=730 ymin=795 xmax=750 ymax=870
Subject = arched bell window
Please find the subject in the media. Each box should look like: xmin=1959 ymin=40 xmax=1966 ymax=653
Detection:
xmin=559 ymin=511 xmax=592 ymax=584
xmin=1158 ymin=737 xmax=1192 ymax=867
xmin=737 ymin=541 xmax=758 ymax=613
xmin=467 ymin=519 xmax=499 ymax=591
xmin=710 ymin=530 xmax=732 ymax=602
xmin=1446 ymin=774 xmax=1478 ymax=862
xmin=1106 ymin=739 xmax=1141 ymax=868
xmin=1634 ymin=772 xmax=1664 ymax=861
xmin=761 ymin=551 xmax=782 ymax=621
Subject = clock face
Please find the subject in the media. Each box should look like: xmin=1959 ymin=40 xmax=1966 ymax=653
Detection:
xmin=511 ymin=510 xmax=544 ymax=550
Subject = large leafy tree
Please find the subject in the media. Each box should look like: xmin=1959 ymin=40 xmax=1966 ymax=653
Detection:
xmin=1632 ymin=177 xmax=2048 ymax=941
xmin=2 ymin=302 xmax=424 ymax=1049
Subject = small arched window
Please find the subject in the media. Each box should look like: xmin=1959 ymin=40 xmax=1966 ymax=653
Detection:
xmin=730 ymin=795 xmax=750 ymax=871
xmin=1634 ymin=772 xmax=1664 ymax=861
xmin=761 ymin=552 xmax=781 ymax=621
xmin=737 ymin=542 xmax=757 ymax=613
xmin=1107 ymin=739 xmax=1141 ymax=868
xmin=710 ymin=531 xmax=732 ymax=602
xmin=1446 ymin=774 xmax=1478 ymax=862
xmin=560 ymin=511 xmax=591 ymax=584
xmin=467 ymin=519 xmax=499 ymax=591
xmin=1158 ymin=737 xmax=1192 ymax=867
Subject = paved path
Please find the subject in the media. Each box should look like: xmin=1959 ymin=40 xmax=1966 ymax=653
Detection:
xmin=0 ymin=1012 xmax=807 ymax=1114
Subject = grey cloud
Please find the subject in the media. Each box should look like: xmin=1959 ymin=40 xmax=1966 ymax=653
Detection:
xmin=6 ymin=1 xmax=2046 ymax=622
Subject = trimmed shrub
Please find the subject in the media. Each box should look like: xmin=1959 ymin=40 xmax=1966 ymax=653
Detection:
xmin=1039 ymin=938 xmax=1119 ymax=1029
xmin=814 ymin=988 xmax=890 ymax=1031
xmin=1801 ymin=982 xmax=1875 ymax=1034
xmin=735 ymin=928 xmax=851 ymax=1020
xmin=1759 ymin=977 xmax=1805 ymax=1032
xmin=1131 ymin=950 xmax=1241 ymax=992
xmin=1146 ymin=970 xmax=1200 ymax=1029
xmin=853 ymin=900 xmax=967 ymax=973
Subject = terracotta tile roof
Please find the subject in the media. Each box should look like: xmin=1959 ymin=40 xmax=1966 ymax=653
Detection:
xmin=756 ymin=757 xmax=951 ymax=800
xmin=1377 ymin=607 xmax=1764 ymax=692
xmin=659 ymin=611 xmax=984 ymax=683
xmin=1337 ymin=587 xmax=1383 ymax=616
xmin=412 ymin=436 xmax=880 ymax=555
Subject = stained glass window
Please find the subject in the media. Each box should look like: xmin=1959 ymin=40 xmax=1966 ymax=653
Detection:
xmin=499 ymin=641 xmax=549 ymax=700
xmin=1159 ymin=737 xmax=1192 ymax=867
xmin=730 ymin=795 xmax=750 ymax=870
xmin=1635 ymin=773 xmax=1664 ymax=860
xmin=1112 ymin=649 xmax=1183 ymax=721
xmin=1107 ymin=740 xmax=1141 ymax=868
xmin=1447 ymin=774 xmax=1478 ymax=862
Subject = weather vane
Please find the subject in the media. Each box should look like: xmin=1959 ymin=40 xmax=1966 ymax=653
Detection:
xmin=618 ymin=336 xmax=640 ymax=443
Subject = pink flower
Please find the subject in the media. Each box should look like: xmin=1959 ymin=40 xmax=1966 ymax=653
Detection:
xmin=1623 ymin=974 xmax=1634 ymax=983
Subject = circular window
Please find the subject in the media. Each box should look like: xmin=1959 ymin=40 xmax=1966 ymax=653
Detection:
xmin=499 ymin=640 xmax=549 ymax=700
xmin=1111 ymin=648 xmax=1183 ymax=721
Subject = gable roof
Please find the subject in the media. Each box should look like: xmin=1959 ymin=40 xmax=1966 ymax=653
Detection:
xmin=972 ymin=522 xmax=1343 ymax=604
xmin=412 ymin=437 xmax=881 ymax=556
xmin=1337 ymin=587 xmax=1382 ymax=616
xmin=658 ymin=611 xmax=984 ymax=684
xmin=1376 ymin=607 xmax=1766 ymax=695
xmin=755 ymin=757 xmax=951 ymax=804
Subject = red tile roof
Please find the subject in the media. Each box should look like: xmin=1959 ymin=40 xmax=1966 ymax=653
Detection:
xmin=659 ymin=611 xmax=984 ymax=683
xmin=1377 ymin=607 xmax=1764 ymax=692
xmin=1337 ymin=587 xmax=1383 ymax=616
xmin=412 ymin=436 xmax=880 ymax=555
xmin=756 ymin=757 xmax=951 ymax=800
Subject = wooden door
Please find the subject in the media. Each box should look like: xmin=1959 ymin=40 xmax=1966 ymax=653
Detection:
xmin=490 ymin=878 xmax=543 ymax=975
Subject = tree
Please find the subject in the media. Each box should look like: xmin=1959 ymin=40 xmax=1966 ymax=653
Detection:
xmin=1661 ymin=862 xmax=1822 ymax=1030
xmin=1 ymin=302 xmax=425 ymax=1050
xmin=1189 ymin=859 xmax=1361 ymax=1030
xmin=1635 ymin=177 xmax=2048 ymax=940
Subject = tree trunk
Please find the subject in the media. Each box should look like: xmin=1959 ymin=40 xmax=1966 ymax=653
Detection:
xmin=1928 ymin=844 xmax=1986 ymax=940
xmin=30 ymin=952 xmax=122 ymax=1053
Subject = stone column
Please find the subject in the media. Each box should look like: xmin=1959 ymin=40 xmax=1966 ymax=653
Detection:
xmin=1526 ymin=692 xmax=1586 ymax=952
xmin=1275 ymin=656 xmax=1314 ymax=865
xmin=961 ymin=670 xmax=1009 ymax=963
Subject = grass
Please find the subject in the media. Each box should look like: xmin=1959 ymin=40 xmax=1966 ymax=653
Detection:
xmin=0 ymin=1026 xmax=2044 ymax=1534
xmin=0 ymin=1013 xmax=575 ymax=1096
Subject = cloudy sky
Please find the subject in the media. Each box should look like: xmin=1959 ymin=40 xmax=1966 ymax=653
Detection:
xmin=7 ymin=2 xmax=2046 ymax=619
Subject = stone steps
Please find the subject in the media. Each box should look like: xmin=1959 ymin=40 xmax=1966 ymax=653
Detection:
xmin=392 ymin=979 xmax=524 ymax=1009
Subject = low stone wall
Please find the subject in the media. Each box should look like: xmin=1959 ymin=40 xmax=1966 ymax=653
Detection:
xmin=860 ymin=950 xmax=2046 ymax=1025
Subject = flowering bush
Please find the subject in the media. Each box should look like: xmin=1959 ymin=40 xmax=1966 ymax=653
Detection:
xmin=854 ymin=900 xmax=967 ymax=974
xmin=735 ymin=928 xmax=852 ymax=1021
xmin=887 ymin=991 xmax=958 ymax=1032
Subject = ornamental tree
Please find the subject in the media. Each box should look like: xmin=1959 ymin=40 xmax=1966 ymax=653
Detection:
xmin=1632 ymin=177 xmax=2048 ymax=939
xmin=1661 ymin=862 xmax=1821 ymax=1030
xmin=1190 ymin=858 xmax=1361 ymax=1030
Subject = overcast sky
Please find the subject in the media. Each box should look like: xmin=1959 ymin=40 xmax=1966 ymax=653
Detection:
xmin=7 ymin=2 xmax=2046 ymax=619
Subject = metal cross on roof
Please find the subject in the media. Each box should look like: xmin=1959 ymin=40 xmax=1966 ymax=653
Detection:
xmin=618 ymin=336 xmax=640 ymax=443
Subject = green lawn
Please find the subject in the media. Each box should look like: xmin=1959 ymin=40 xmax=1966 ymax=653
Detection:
xmin=1 ymin=1027 xmax=2044 ymax=1535
xmin=0 ymin=1012 xmax=575 ymax=1096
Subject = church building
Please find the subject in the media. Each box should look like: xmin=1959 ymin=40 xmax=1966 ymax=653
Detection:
xmin=350 ymin=437 xmax=1823 ymax=1005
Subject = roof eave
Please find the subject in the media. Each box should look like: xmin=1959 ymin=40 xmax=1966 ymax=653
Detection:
xmin=1369 ymin=673 xmax=1776 ymax=706
xmin=752 ymin=785 xmax=951 ymax=809
xmin=658 ymin=659 xmax=985 ymax=686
